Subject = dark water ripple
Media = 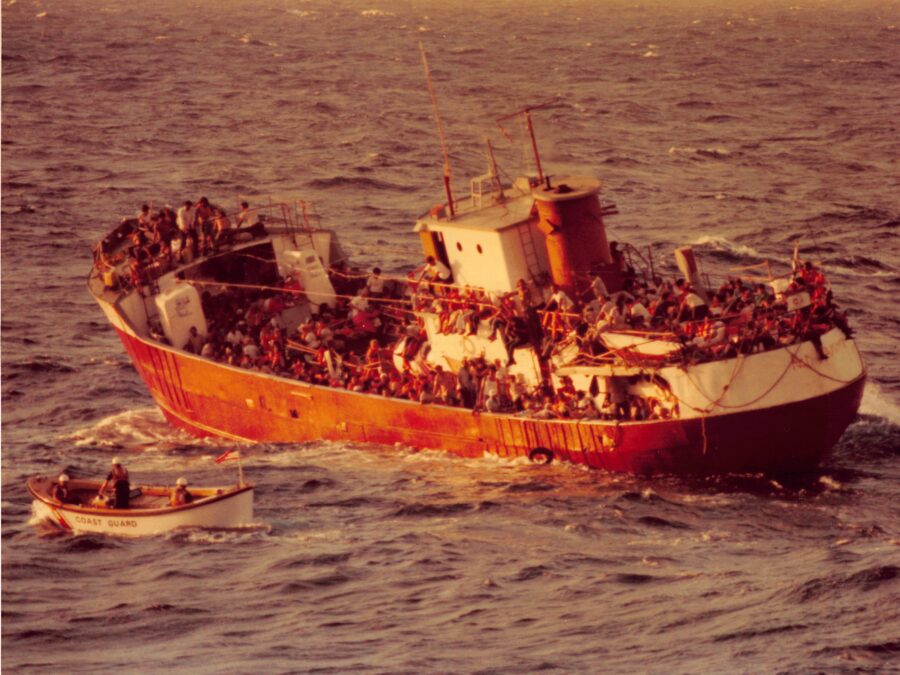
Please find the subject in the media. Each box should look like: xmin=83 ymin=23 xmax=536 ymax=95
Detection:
xmin=3 ymin=0 xmax=900 ymax=672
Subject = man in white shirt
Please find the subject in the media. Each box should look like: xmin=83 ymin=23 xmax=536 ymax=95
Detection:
xmin=242 ymin=337 xmax=260 ymax=360
xmin=226 ymin=327 xmax=244 ymax=347
xmin=683 ymin=290 xmax=709 ymax=321
xmin=548 ymin=284 xmax=575 ymax=312
xmin=349 ymin=289 xmax=370 ymax=317
xmin=366 ymin=267 xmax=385 ymax=297
xmin=176 ymin=200 xmax=194 ymax=252
xmin=422 ymin=256 xmax=451 ymax=282
xmin=628 ymin=298 xmax=652 ymax=327
xmin=589 ymin=275 xmax=608 ymax=300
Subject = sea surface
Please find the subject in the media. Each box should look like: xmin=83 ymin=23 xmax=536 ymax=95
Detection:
xmin=3 ymin=0 xmax=900 ymax=672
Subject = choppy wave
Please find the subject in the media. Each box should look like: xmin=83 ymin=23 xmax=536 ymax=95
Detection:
xmin=307 ymin=175 xmax=406 ymax=191
xmin=667 ymin=145 xmax=732 ymax=159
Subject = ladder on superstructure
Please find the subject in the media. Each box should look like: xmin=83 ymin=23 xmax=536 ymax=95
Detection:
xmin=518 ymin=224 xmax=542 ymax=278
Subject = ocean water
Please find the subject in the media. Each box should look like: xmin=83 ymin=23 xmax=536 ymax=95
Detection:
xmin=3 ymin=0 xmax=900 ymax=672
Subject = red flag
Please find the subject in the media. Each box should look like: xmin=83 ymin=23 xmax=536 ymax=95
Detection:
xmin=215 ymin=449 xmax=241 ymax=464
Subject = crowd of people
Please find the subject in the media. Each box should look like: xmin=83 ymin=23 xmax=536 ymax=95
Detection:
xmin=167 ymin=261 xmax=831 ymax=423
xmin=175 ymin=274 xmax=679 ymax=421
xmin=404 ymin=255 xmax=851 ymax=368
xmin=120 ymin=195 xmax=852 ymax=422
xmin=96 ymin=198 xmax=262 ymax=290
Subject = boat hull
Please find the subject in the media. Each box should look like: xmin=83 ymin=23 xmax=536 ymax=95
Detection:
xmin=29 ymin=480 xmax=254 ymax=536
xmin=113 ymin=327 xmax=866 ymax=476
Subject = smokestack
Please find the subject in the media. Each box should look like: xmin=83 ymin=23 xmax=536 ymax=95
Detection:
xmin=532 ymin=176 xmax=611 ymax=296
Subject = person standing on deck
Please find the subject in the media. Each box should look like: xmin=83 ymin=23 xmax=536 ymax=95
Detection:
xmin=137 ymin=204 xmax=153 ymax=230
xmin=194 ymin=197 xmax=215 ymax=255
xmin=366 ymin=267 xmax=385 ymax=298
xmin=457 ymin=358 xmax=477 ymax=408
xmin=176 ymin=200 xmax=194 ymax=253
xmin=99 ymin=457 xmax=130 ymax=509
xmin=212 ymin=207 xmax=231 ymax=249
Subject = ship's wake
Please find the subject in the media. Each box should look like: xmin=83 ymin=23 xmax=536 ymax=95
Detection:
xmin=62 ymin=407 xmax=201 ymax=451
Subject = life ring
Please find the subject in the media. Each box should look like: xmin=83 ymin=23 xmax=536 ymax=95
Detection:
xmin=528 ymin=447 xmax=554 ymax=465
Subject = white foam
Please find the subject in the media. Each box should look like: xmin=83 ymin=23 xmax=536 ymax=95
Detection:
xmin=61 ymin=408 xmax=196 ymax=450
xmin=821 ymin=264 xmax=897 ymax=280
xmin=818 ymin=475 xmax=842 ymax=490
xmin=360 ymin=9 xmax=395 ymax=17
xmin=164 ymin=523 xmax=272 ymax=544
xmin=860 ymin=382 xmax=900 ymax=426
xmin=692 ymin=234 xmax=762 ymax=258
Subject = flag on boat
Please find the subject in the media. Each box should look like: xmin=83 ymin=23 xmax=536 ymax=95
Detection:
xmin=215 ymin=449 xmax=241 ymax=464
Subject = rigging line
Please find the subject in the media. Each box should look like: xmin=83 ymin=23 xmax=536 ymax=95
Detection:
xmin=672 ymin=337 xmax=856 ymax=414
xmin=786 ymin=343 xmax=865 ymax=385
xmin=701 ymin=414 xmax=709 ymax=455
xmin=181 ymin=278 xmax=419 ymax=311
xmin=676 ymin=349 xmax=747 ymax=412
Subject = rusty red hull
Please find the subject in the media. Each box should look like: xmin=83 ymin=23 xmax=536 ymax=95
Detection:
xmin=115 ymin=328 xmax=865 ymax=475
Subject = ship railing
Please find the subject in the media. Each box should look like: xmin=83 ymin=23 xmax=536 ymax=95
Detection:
xmin=235 ymin=198 xmax=322 ymax=235
xmin=469 ymin=172 xmax=505 ymax=210
xmin=614 ymin=245 xmax=795 ymax=298
xmin=575 ymin=242 xmax=656 ymax=291
xmin=620 ymin=242 xmax=655 ymax=285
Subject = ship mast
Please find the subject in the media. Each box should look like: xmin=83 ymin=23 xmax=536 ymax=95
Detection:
xmin=496 ymin=99 xmax=558 ymax=184
xmin=419 ymin=42 xmax=455 ymax=217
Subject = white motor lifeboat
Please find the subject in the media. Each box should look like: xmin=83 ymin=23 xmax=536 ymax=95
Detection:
xmin=28 ymin=476 xmax=255 ymax=537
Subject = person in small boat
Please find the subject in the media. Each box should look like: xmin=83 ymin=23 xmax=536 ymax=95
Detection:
xmin=170 ymin=477 xmax=193 ymax=506
xmin=99 ymin=457 xmax=130 ymax=508
xmin=50 ymin=474 xmax=72 ymax=504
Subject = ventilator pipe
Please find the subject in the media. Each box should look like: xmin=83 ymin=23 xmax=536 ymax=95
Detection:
xmin=674 ymin=247 xmax=709 ymax=302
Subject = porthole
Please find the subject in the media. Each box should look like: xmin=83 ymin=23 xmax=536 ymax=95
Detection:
xmin=476 ymin=244 xmax=483 ymax=254
xmin=456 ymin=242 xmax=463 ymax=252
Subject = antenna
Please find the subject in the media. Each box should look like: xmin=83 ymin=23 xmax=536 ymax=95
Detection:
xmin=485 ymin=136 xmax=505 ymax=200
xmin=496 ymin=99 xmax=559 ymax=183
xmin=419 ymin=42 xmax=455 ymax=217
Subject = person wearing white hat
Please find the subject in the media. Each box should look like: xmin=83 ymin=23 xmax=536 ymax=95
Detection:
xmin=99 ymin=457 xmax=130 ymax=508
xmin=170 ymin=477 xmax=193 ymax=507
xmin=50 ymin=474 xmax=71 ymax=503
